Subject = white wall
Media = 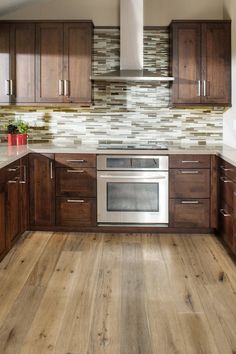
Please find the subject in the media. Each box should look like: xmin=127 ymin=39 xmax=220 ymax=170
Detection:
xmin=223 ymin=0 xmax=236 ymax=148
xmin=0 ymin=0 xmax=223 ymax=26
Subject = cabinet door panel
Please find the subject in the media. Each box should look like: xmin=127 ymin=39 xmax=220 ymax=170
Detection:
xmin=0 ymin=192 xmax=6 ymax=255
xmin=219 ymin=201 xmax=234 ymax=250
xmin=19 ymin=156 xmax=29 ymax=233
xmin=6 ymin=179 xmax=19 ymax=245
xmin=64 ymin=23 xmax=92 ymax=103
xmin=11 ymin=23 xmax=35 ymax=103
xmin=56 ymin=197 xmax=96 ymax=227
xmin=29 ymin=153 xmax=55 ymax=226
xmin=170 ymin=169 xmax=210 ymax=198
xmin=56 ymin=168 xmax=96 ymax=197
xmin=0 ymin=24 xmax=10 ymax=103
xmin=36 ymin=23 xmax=64 ymax=103
xmin=172 ymin=23 xmax=201 ymax=104
xmin=201 ymin=23 xmax=231 ymax=105
xmin=170 ymin=199 xmax=210 ymax=228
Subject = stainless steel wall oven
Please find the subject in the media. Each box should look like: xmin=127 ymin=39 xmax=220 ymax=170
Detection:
xmin=97 ymin=155 xmax=169 ymax=226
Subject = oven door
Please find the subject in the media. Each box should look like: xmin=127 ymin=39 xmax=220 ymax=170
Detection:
xmin=97 ymin=171 xmax=168 ymax=224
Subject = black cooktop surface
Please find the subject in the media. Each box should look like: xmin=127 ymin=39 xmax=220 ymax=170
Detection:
xmin=97 ymin=143 xmax=168 ymax=150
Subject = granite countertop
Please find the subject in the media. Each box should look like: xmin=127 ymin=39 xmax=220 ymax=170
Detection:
xmin=0 ymin=143 xmax=235 ymax=169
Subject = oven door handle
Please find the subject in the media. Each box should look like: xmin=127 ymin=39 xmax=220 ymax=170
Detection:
xmin=98 ymin=175 xmax=166 ymax=180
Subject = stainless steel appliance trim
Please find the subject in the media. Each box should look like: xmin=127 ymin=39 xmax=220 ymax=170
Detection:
xmin=97 ymin=155 xmax=168 ymax=171
xmin=97 ymin=170 xmax=168 ymax=224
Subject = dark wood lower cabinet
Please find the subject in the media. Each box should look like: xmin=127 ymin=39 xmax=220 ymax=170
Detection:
xmin=6 ymin=177 xmax=20 ymax=246
xmin=219 ymin=202 xmax=234 ymax=250
xmin=170 ymin=199 xmax=210 ymax=228
xmin=0 ymin=192 xmax=6 ymax=255
xmin=19 ymin=156 xmax=29 ymax=233
xmin=29 ymin=153 xmax=55 ymax=227
xmin=56 ymin=197 xmax=96 ymax=227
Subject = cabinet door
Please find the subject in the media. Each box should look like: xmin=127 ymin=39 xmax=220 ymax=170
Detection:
xmin=201 ymin=23 xmax=231 ymax=105
xmin=0 ymin=192 xmax=6 ymax=256
xmin=0 ymin=23 xmax=10 ymax=103
xmin=171 ymin=23 xmax=201 ymax=104
xmin=63 ymin=23 xmax=92 ymax=103
xmin=29 ymin=153 xmax=55 ymax=227
xmin=36 ymin=23 xmax=64 ymax=103
xmin=6 ymin=177 xmax=20 ymax=245
xmin=11 ymin=23 xmax=35 ymax=103
xmin=19 ymin=156 xmax=29 ymax=233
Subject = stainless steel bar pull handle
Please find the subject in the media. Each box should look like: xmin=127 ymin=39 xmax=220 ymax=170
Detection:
xmin=67 ymin=169 xmax=84 ymax=173
xmin=220 ymin=166 xmax=232 ymax=172
xmin=220 ymin=176 xmax=232 ymax=183
xmin=197 ymin=80 xmax=201 ymax=96
xmin=67 ymin=159 xmax=86 ymax=163
xmin=19 ymin=165 xmax=27 ymax=184
xmin=10 ymin=80 xmax=14 ymax=95
xmin=50 ymin=162 xmax=53 ymax=179
xmin=220 ymin=209 xmax=231 ymax=217
xmin=5 ymin=80 xmax=10 ymax=95
xmin=67 ymin=199 xmax=85 ymax=203
xmin=203 ymin=80 xmax=207 ymax=97
xmin=64 ymin=80 xmax=70 ymax=96
xmin=99 ymin=175 xmax=166 ymax=180
xmin=181 ymin=201 xmax=199 ymax=204
xmin=182 ymin=160 xmax=199 ymax=164
xmin=180 ymin=171 xmax=199 ymax=174
xmin=58 ymin=80 xmax=64 ymax=96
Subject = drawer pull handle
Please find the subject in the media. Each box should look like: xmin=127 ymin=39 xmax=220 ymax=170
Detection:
xmin=8 ymin=166 xmax=20 ymax=172
xmin=8 ymin=180 xmax=17 ymax=184
xmin=220 ymin=166 xmax=233 ymax=172
xmin=67 ymin=199 xmax=85 ymax=203
xmin=67 ymin=169 xmax=84 ymax=173
xmin=67 ymin=159 xmax=86 ymax=163
xmin=220 ymin=176 xmax=232 ymax=183
xmin=180 ymin=171 xmax=199 ymax=174
xmin=220 ymin=209 xmax=231 ymax=217
xmin=181 ymin=201 xmax=199 ymax=204
xmin=182 ymin=161 xmax=200 ymax=164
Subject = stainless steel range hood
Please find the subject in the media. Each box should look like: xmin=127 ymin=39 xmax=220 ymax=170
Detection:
xmin=91 ymin=0 xmax=174 ymax=82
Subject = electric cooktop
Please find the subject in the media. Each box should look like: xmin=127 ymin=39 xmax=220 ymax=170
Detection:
xmin=97 ymin=143 xmax=168 ymax=150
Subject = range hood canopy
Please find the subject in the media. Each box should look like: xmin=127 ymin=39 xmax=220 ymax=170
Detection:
xmin=91 ymin=0 xmax=174 ymax=82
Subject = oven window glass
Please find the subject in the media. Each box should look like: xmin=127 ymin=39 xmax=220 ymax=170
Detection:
xmin=107 ymin=182 xmax=159 ymax=212
xmin=131 ymin=158 xmax=159 ymax=169
xmin=107 ymin=158 xmax=132 ymax=169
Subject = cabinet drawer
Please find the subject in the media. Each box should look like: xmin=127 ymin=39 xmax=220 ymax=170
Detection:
xmin=219 ymin=159 xmax=236 ymax=182
xmin=170 ymin=155 xmax=211 ymax=169
xmin=56 ymin=197 xmax=96 ymax=227
xmin=55 ymin=154 xmax=96 ymax=168
xmin=219 ymin=202 xmax=234 ymax=250
xmin=56 ymin=168 xmax=96 ymax=197
xmin=170 ymin=199 xmax=210 ymax=228
xmin=170 ymin=169 xmax=210 ymax=198
xmin=6 ymin=161 xmax=21 ymax=181
xmin=219 ymin=175 xmax=234 ymax=210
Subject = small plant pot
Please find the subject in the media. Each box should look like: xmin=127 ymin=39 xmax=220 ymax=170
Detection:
xmin=8 ymin=134 xmax=17 ymax=145
xmin=16 ymin=133 xmax=28 ymax=145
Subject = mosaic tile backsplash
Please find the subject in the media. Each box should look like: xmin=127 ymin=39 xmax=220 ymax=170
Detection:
xmin=0 ymin=28 xmax=224 ymax=146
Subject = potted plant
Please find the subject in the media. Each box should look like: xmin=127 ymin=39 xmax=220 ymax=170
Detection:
xmin=6 ymin=120 xmax=30 ymax=145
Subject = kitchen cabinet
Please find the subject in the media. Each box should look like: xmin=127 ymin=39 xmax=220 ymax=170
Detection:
xmin=0 ymin=23 xmax=35 ymax=104
xmin=29 ymin=153 xmax=55 ymax=227
xmin=0 ymin=167 xmax=6 ymax=257
xmin=169 ymin=154 xmax=211 ymax=228
xmin=170 ymin=21 xmax=231 ymax=106
xmin=218 ymin=158 xmax=236 ymax=254
xmin=55 ymin=153 xmax=97 ymax=228
xmin=19 ymin=156 xmax=29 ymax=233
xmin=36 ymin=21 xmax=92 ymax=103
xmin=5 ymin=161 xmax=21 ymax=246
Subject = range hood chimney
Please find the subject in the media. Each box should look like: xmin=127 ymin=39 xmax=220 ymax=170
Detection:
xmin=91 ymin=0 xmax=174 ymax=82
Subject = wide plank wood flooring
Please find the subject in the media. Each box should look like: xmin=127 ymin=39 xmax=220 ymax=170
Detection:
xmin=0 ymin=232 xmax=236 ymax=354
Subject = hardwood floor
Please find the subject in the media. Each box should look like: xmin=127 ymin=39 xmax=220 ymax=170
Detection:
xmin=0 ymin=232 xmax=236 ymax=354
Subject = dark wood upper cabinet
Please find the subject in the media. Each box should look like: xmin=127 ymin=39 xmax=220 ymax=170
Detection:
xmin=29 ymin=153 xmax=55 ymax=227
xmin=170 ymin=21 xmax=231 ymax=106
xmin=11 ymin=23 xmax=36 ymax=103
xmin=0 ymin=23 xmax=35 ymax=104
xmin=64 ymin=23 xmax=92 ymax=103
xmin=36 ymin=23 xmax=64 ymax=103
xmin=36 ymin=21 xmax=93 ymax=104
xmin=0 ymin=23 xmax=10 ymax=103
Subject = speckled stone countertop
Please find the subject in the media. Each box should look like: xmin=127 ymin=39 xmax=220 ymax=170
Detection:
xmin=0 ymin=143 xmax=236 ymax=169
